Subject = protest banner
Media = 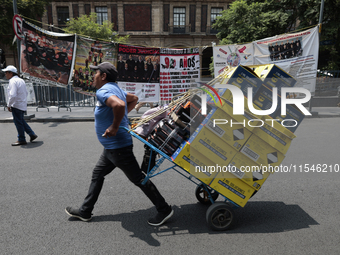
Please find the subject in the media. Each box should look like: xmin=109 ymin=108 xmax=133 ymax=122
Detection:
xmin=160 ymin=47 xmax=200 ymax=102
xmin=20 ymin=20 xmax=76 ymax=87
xmin=117 ymin=44 xmax=160 ymax=102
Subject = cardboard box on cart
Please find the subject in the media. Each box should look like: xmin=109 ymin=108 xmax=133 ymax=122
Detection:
xmin=188 ymin=125 xmax=238 ymax=168
xmin=252 ymin=84 xmax=305 ymax=133
xmin=253 ymin=64 xmax=297 ymax=93
xmin=171 ymin=142 xmax=218 ymax=185
xmin=240 ymin=133 xmax=285 ymax=167
xmin=210 ymin=98 xmax=260 ymax=133
xmin=252 ymin=118 xmax=296 ymax=155
xmin=213 ymin=65 xmax=263 ymax=102
xmin=200 ymin=106 xmax=252 ymax=151
xmin=209 ymin=152 xmax=272 ymax=207
xmin=171 ymin=106 xmax=245 ymax=185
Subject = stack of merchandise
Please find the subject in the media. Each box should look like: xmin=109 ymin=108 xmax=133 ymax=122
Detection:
xmin=147 ymin=119 xmax=187 ymax=157
xmin=170 ymin=64 xmax=302 ymax=207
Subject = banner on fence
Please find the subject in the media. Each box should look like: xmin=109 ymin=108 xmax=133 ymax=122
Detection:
xmin=253 ymin=26 xmax=319 ymax=94
xmin=73 ymin=37 xmax=117 ymax=95
xmin=213 ymin=26 xmax=319 ymax=94
xmin=20 ymin=20 xmax=76 ymax=87
xmin=159 ymin=47 xmax=200 ymax=101
xmin=117 ymin=44 xmax=160 ymax=102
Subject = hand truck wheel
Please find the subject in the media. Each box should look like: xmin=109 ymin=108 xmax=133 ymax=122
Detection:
xmin=206 ymin=202 xmax=235 ymax=231
xmin=195 ymin=184 xmax=219 ymax=205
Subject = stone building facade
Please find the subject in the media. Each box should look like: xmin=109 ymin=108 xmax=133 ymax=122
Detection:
xmin=4 ymin=0 xmax=231 ymax=76
xmin=42 ymin=0 xmax=230 ymax=75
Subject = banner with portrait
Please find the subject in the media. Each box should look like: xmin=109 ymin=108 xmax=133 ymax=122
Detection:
xmin=159 ymin=48 xmax=200 ymax=102
xmin=20 ymin=20 xmax=76 ymax=87
xmin=213 ymin=43 xmax=254 ymax=77
xmin=117 ymin=44 xmax=160 ymax=102
xmin=73 ymin=37 xmax=117 ymax=95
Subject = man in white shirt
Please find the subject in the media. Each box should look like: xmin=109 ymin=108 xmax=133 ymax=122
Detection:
xmin=2 ymin=65 xmax=38 ymax=146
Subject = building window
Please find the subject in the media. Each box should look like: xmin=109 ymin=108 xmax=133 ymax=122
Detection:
xmin=84 ymin=4 xmax=91 ymax=16
xmin=95 ymin=7 xmax=108 ymax=25
xmin=211 ymin=7 xmax=223 ymax=24
xmin=210 ymin=7 xmax=223 ymax=34
xmin=57 ymin=7 xmax=69 ymax=27
xmin=173 ymin=7 xmax=186 ymax=33
xmin=163 ymin=4 xmax=170 ymax=32
xmin=190 ymin=5 xmax=196 ymax=33
xmin=72 ymin=4 xmax=79 ymax=19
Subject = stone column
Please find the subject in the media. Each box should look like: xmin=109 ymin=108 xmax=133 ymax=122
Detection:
xmin=117 ymin=2 xmax=124 ymax=33
xmin=196 ymin=2 xmax=202 ymax=33
xmin=152 ymin=1 xmax=162 ymax=34
xmin=78 ymin=3 xmax=85 ymax=16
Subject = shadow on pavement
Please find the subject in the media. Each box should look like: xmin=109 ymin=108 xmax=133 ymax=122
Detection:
xmin=21 ymin=141 xmax=44 ymax=148
xmin=81 ymin=201 xmax=318 ymax=246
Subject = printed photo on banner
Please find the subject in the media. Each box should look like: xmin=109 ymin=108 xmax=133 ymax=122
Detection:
xmin=117 ymin=44 xmax=160 ymax=103
xmin=213 ymin=43 xmax=253 ymax=77
xmin=160 ymin=48 xmax=200 ymax=102
xmin=20 ymin=19 xmax=76 ymax=87
xmin=73 ymin=37 xmax=117 ymax=96
xmin=268 ymin=37 xmax=302 ymax=61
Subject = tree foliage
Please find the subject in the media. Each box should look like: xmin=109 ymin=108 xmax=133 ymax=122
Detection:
xmin=0 ymin=0 xmax=50 ymax=47
xmin=64 ymin=13 xmax=129 ymax=43
xmin=213 ymin=0 xmax=295 ymax=44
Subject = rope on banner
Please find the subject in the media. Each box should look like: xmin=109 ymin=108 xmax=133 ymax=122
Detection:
xmin=19 ymin=14 xmax=214 ymax=56
xmin=213 ymin=24 xmax=319 ymax=47
xmin=18 ymin=14 xmax=319 ymax=51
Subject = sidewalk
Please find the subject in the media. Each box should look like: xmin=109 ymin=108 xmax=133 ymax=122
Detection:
xmin=0 ymin=105 xmax=144 ymax=123
xmin=1 ymin=105 xmax=340 ymax=123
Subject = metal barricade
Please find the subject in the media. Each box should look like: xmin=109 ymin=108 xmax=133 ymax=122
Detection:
xmin=316 ymin=70 xmax=340 ymax=96
xmin=0 ymin=80 xmax=96 ymax=110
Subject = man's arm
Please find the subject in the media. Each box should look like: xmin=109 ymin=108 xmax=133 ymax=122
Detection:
xmin=126 ymin=93 xmax=138 ymax=113
xmin=102 ymin=95 xmax=125 ymax=137
xmin=7 ymin=80 xmax=17 ymax=112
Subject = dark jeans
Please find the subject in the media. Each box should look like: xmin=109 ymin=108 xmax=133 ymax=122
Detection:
xmin=80 ymin=145 xmax=170 ymax=215
xmin=11 ymin=107 xmax=35 ymax=142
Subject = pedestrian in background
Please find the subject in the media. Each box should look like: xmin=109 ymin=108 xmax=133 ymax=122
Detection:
xmin=3 ymin=65 xmax=38 ymax=146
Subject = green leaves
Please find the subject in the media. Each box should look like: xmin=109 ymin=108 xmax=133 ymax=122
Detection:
xmin=64 ymin=13 xmax=129 ymax=43
xmin=213 ymin=0 xmax=294 ymax=44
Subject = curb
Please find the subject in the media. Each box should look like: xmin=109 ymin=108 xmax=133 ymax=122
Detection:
xmin=0 ymin=117 xmax=95 ymax=123
xmin=1 ymin=114 xmax=340 ymax=123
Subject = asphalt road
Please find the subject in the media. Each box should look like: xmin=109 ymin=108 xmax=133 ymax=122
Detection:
xmin=0 ymin=118 xmax=339 ymax=255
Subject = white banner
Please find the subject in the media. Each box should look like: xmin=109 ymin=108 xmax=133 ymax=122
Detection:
xmin=253 ymin=26 xmax=319 ymax=94
xmin=160 ymin=48 xmax=200 ymax=102
xmin=213 ymin=26 xmax=319 ymax=94
xmin=213 ymin=43 xmax=254 ymax=77
xmin=118 ymin=81 xmax=159 ymax=103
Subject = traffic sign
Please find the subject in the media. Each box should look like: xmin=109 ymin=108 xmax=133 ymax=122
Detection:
xmin=13 ymin=14 xmax=24 ymax=40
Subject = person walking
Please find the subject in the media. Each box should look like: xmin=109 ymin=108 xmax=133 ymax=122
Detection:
xmin=3 ymin=65 xmax=38 ymax=146
xmin=65 ymin=62 xmax=173 ymax=226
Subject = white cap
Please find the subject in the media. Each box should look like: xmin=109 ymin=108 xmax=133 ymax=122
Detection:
xmin=2 ymin=65 xmax=18 ymax=74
